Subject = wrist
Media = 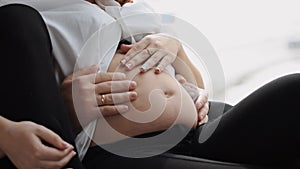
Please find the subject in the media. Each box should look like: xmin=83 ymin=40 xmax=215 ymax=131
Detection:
xmin=0 ymin=116 xmax=14 ymax=158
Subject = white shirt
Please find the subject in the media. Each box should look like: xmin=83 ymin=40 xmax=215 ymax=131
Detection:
xmin=0 ymin=0 xmax=174 ymax=160
xmin=1 ymin=0 xmax=122 ymax=160
xmin=0 ymin=0 xmax=121 ymax=77
xmin=95 ymin=0 xmax=161 ymax=43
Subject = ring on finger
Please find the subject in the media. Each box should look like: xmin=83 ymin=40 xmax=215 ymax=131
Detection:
xmin=147 ymin=48 xmax=154 ymax=55
xmin=100 ymin=94 xmax=106 ymax=105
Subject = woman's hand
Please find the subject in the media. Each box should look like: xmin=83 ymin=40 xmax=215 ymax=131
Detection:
xmin=0 ymin=117 xmax=75 ymax=169
xmin=120 ymin=33 xmax=181 ymax=74
xmin=195 ymin=89 xmax=209 ymax=126
xmin=176 ymin=75 xmax=209 ymax=126
xmin=61 ymin=65 xmax=137 ymax=134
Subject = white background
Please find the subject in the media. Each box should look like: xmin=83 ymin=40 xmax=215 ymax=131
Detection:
xmin=150 ymin=0 xmax=300 ymax=104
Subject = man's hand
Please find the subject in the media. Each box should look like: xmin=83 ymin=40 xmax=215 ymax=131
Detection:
xmin=0 ymin=118 xmax=75 ymax=169
xmin=61 ymin=65 xmax=137 ymax=134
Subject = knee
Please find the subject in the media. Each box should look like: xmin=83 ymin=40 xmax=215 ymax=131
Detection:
xmin=0 ymin=4 xmax=49 ymax=42
xmin=0 ymin=4 xmax=51 ymax=51
xmin=276 ymin=73 xmax=300 ymax=89
xmin=0 ymin=4 xmax=41 ymax=27
xmin=269 ymin=73 xmax=300 ymax=106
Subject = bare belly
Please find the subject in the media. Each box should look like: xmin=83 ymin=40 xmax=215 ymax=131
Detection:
xmin=92 ymin=52 xmax=197 ymax=144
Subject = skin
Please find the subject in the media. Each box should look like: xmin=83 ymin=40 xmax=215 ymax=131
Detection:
xmin=121 ymin=34 xmax=209 ymax=123
xmin=85 ymin=0 xmax=95 ymax=3
xmin=1 ymin=1 xmax=200 ymax=167
xmin=120 ymin=34 xmax=204 ymax=88
xmin=92 ymin=34 xmax=209 ymax=144
xmin=61 ymin=65 xmax=137 ymax=135
xmin=93 ymin=51 xmax=198 ymax=144
xmin=0 ymin=116 xmax=76 ymax=169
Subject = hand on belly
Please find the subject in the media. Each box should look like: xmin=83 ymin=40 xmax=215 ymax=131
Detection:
xmin=92 ymin=53 xmax=197 ymax=144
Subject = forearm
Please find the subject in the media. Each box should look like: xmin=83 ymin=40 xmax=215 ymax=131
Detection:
xmin=0 ymin=116 xmax=12 ymax=158
xmin=173 ymin=45 xmax=205 ymax=88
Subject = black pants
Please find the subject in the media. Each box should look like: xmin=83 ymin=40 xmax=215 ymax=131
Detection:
xmin=0 ymin=4 xmax=84 ymax=169
xmin=1 ymin=3 xmax=300 ymax=169
xmin=188 ymin=74 xmax=300 ymax=167
xmin=83 ymin=75 xmax=300 ymax=169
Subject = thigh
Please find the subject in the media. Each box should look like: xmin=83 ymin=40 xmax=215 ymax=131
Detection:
xmin=190 ymin=74 xmax=300 ymax=167
xmin=0 ymin=4 xmax=83 ymax=168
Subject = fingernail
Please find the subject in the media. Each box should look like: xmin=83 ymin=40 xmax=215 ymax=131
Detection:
xmin=154 ymin=67 xmax=161 ymax=74
xmin=72 ymin=151 xmax=77 ymax=155
xmin=63 ymin=142 xmax=72 ymax=148
xmin=120 ymin=59 xmax=127 ymax=65
xmin=125 ymin=63 xmax=132 ymax=69
xmin=139 ymin=65 xmax=147 ymax=72
xmin=130 ymin=92 xmax=137 ymax=100
xmin=130 ymin=81 xmax=137 ymax=89
xmin=120 ymin=105 xmax=129 ymax=113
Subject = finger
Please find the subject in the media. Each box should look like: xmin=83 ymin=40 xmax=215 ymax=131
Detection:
xmin=124 ymin=49 xmax=152 ymax=70
xmin=120 ymin=44 xmax=133 ymax=53
xmin=195 ymin=97 xmax=205 ymax=109
xmin=36 ymin=125 xmax=73 ymax=150
xmin=97 ymin=91 xmax=137 ymax=106
xmin=198 ymin=115 xmax=209 ymax=126
xmin=198 ymin=102 xmax=209 ymax=121
xmin=40 ymin=151 xmax=76 ymax=169
xmin=95 ymin=81 xmax=137 ymax=94
xmin=39 ymin=146 xmax=74 ymax=161
xmin=73 ymin=65 xmax=98 ymax=77
xmin=99 ymin=105 xmax=129 ymax=117
xmin=175 ymin=74 xmax=187 ymax=84
xmin=121 ymin=37 xmax=150 ymax=64
xmin=140 ymin=50 xmax=165 ymax=73
xmin=195 ymin=92 xmax=208 ymax=109
xmin=93 ymin=72 xmax=126 ymax=83
xmin=154 ymin=53 xmax=176 ymax=74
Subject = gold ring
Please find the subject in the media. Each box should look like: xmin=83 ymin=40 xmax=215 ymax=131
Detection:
xmin=100 ymin=94 xmax=105 ymax=105
xmin=147 ymin=48 xmax=153 ymax=55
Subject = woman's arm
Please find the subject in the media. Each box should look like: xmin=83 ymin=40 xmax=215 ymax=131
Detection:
xmin=172 ymin=45 xmax=205 ymax=89
xmin=171 ymin=44 xmax=209 ymax=125
xmin=120 ymin=33 xmax=205 ymax=88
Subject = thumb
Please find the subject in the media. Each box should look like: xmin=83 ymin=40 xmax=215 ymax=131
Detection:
xmin=120 ymin=44 xmax=133 ymax=53
xmin=36 ymin=125 xmax=73 ymax=150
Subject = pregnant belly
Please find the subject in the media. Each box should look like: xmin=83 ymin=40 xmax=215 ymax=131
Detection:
xmin=92 ymin=53 xmax=197 ymax=144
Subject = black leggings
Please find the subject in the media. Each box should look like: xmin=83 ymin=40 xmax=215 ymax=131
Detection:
xmin=83 ymin=75 xmax=300 ymax=169
xmin=1 ymin=3 xmax=300 ymax=169
xmin=188 ymin=74 xmax=300 ymax=166
xmin=0 ymin=4 xmax=84 ymax=169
